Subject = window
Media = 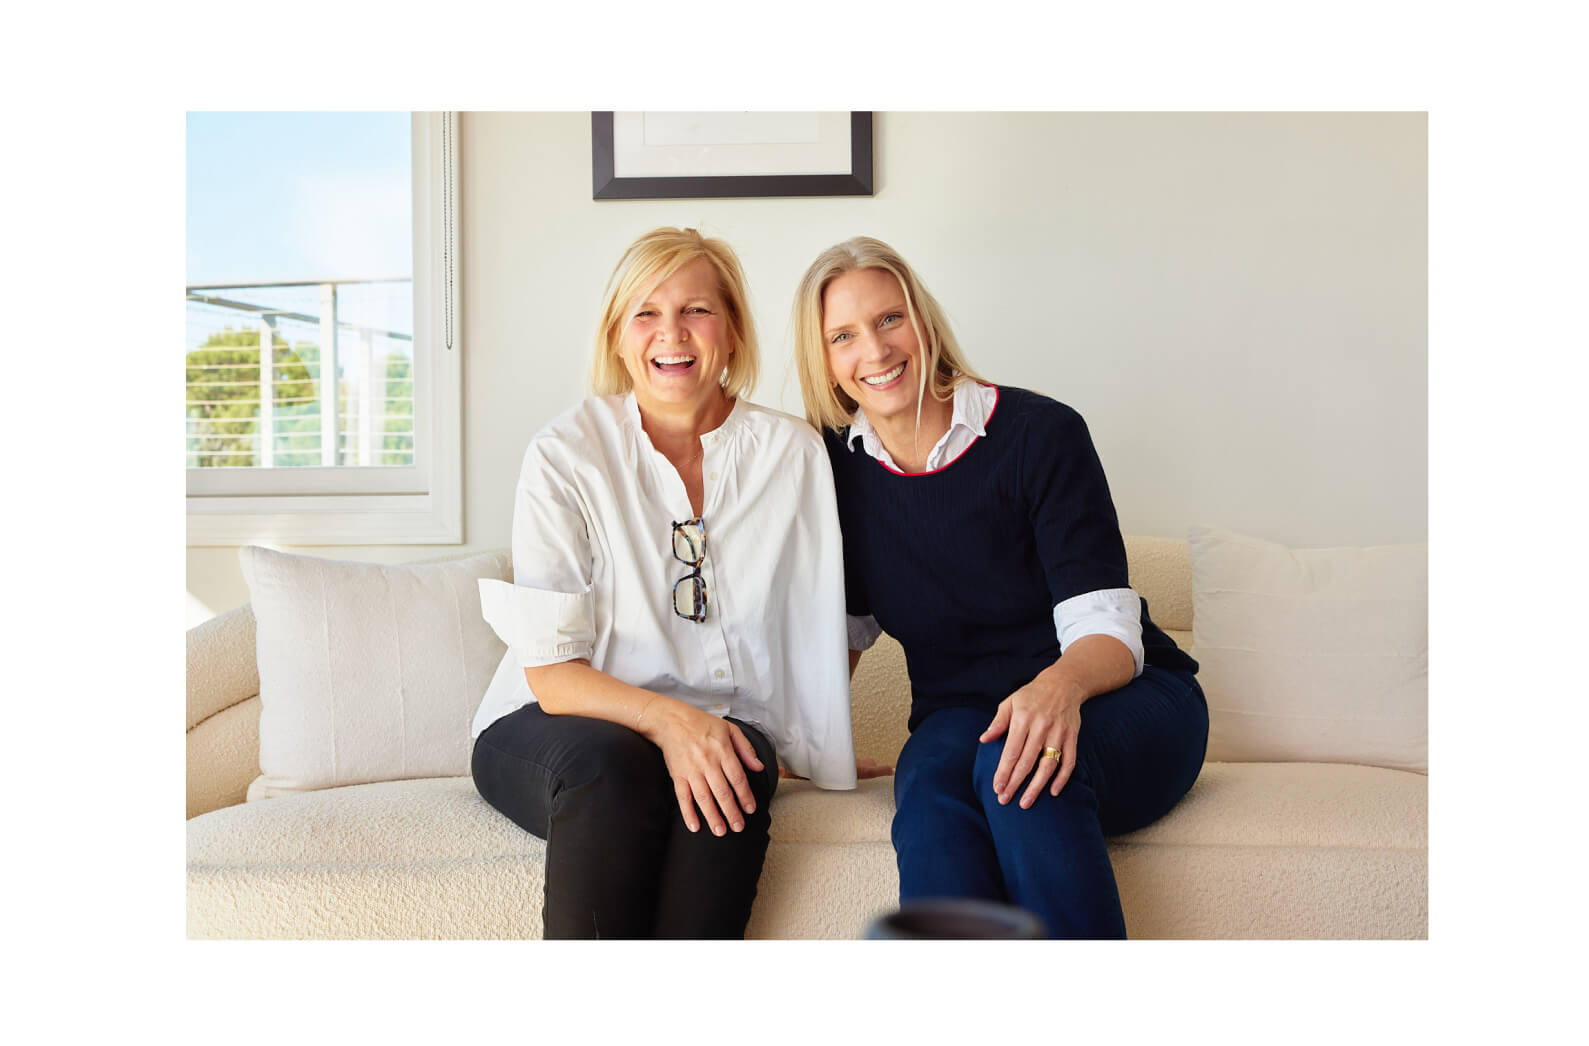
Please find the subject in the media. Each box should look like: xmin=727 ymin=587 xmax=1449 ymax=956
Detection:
xmin=185 ymin=112 xmax=459 ymax=545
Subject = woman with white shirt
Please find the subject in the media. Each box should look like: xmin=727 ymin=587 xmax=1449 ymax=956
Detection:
xmin=471 ymin=227 xmax=867 ymax=939
xmin=791 ymin=236 xmax=1208 ymax=938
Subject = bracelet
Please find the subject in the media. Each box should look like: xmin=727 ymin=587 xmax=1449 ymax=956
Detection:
xmin=634 ymin=695 xmax=659 ymax=733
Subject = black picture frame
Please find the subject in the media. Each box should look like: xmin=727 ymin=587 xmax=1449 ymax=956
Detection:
xmin=592 ymin=112 xmax=874 ymax=200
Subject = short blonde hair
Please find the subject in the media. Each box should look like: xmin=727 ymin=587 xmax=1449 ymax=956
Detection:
xmin=792 ymin=236 xmax=983 ymax=432
xmin=589 ymin=227 xmax=759 ymax=400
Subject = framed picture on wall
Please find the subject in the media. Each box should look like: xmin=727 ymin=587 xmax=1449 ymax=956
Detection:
xmin=591 ymin=112 xmax=874 ymax=200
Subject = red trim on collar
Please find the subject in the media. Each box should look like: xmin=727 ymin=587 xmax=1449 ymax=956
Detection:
xmin=874 ymin=385 xmax=1001 ymax=477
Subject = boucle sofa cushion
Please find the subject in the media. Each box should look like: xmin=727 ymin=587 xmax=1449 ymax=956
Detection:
xmin=186 ymin=762 xmax=1426 ymax=939
xmin=1112 ymin=761 xmax=1425 ymax=850
xmin=1189 ymin=525 xmax=1428 ymax=773
xmin=239 ymin=546 xmax=511 ymax=797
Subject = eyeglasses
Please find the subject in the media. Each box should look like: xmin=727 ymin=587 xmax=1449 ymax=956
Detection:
xmin=671 ymin=516 xmax=709 ymax=622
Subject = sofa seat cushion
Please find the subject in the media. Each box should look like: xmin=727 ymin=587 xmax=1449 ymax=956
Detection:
xmin=185 ymin=776 xmax=898 ymax=868
xmin=770 ymin=760 xmax=1426 ymax=848
xmin=188 ymin=777 xmax=529 ymax=867
xmin=185 ymin=775 xmax=901 ymax=939
xmin=1109 ymin=762 xmax=1426 ymax=939
xmin=187 ymin=763 xmax=1426 ymax=939
xmin=188 ymin=777 xmax=544 ymax=940
xmin=1112 ymin=761 xmax=1426 ymax=850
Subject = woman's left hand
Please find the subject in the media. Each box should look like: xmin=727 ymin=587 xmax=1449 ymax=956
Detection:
xmin=980 ymin=671 xmax=1085 ymax=809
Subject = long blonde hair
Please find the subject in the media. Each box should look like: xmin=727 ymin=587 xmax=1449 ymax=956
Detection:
xmin=589 ymin=227 xmax=760 ymax=400
xmin=792 ymin=236 xmax=982 ymax=432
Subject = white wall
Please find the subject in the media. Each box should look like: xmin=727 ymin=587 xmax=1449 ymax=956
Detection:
xmin=186 ymin=111 xmax=1426 ymax=623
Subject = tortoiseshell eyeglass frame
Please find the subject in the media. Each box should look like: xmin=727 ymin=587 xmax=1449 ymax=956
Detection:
xmin=671 ymin=516 xmax=708 ymax=622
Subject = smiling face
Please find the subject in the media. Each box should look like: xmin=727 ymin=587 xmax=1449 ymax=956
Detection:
xmin=617 ymin=256 xmax=735 ymax=419
xmin=821 ymin=267 xmax=925 ymax=426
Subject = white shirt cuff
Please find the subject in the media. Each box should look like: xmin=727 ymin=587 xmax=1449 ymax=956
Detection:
xmin=1053 ymin=587 xmax=1145 ymax=678
xmin=847 ymin=613 xmax=882 ymax=652
xmin=478 ymin=578 xmax=596 ymax=667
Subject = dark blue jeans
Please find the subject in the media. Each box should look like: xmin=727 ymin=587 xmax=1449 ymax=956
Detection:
xmin=891 ymin=667 xmax=1207 ymax=938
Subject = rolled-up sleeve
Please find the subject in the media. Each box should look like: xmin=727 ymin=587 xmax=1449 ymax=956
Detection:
xmin=1053 ymin=587 xmax=1145 ymax=678
xmin=483 ymin=438 xmax=600 ymax=667
xmin=478 ymin=579 xmax=595 ymax=667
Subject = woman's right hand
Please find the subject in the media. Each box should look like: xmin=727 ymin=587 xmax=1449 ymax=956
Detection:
xmin=641 ymin=699 xmax=764 ymax=836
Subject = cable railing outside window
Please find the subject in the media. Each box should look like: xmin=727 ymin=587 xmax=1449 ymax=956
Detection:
xmin=185 ymin=278 xmax=414 ymax=469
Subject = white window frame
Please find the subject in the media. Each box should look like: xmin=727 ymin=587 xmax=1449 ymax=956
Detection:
xmin=186 ymin=112 xmax=461 ymax=546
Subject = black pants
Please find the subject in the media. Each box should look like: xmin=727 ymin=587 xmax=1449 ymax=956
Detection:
xmin=471 ymin=703 xmax=779 ymax=939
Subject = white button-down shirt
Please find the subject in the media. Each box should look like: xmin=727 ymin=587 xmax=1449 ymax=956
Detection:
xmin=843 ymin=382 xmax=1145 ymax=677
xmin=474 ymin=394 xmax=858 ymax=789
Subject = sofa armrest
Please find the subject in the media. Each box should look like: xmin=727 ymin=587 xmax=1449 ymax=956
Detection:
xmin=187 ymin=604 xmax=261 ymax=819
xmin=187 ymin=604 xmax=258 ymax=729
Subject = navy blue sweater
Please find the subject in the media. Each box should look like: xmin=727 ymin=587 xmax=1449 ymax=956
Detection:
xmin=826 ymin=386 xmax=1197 ymax=731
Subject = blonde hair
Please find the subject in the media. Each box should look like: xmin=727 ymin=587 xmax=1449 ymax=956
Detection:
xmin=792 ymin=236 xmax=983 ymax=432
xmin=589 ymin=227 xmax=759 ymax=400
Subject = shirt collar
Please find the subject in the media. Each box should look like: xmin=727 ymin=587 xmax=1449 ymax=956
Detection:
xmin=845 ymin=399 xmax=881 ymax=453
xmin=846 ymin=380 xmax=994 ymax=451
xmin=950 ymin=380 xmax=995 ymax=439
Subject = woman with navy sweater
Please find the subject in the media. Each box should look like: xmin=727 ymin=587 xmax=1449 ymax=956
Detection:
xmin=792 ymin=237 xmax=1208 ymax=938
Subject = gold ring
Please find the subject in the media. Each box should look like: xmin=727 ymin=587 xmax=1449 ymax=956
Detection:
xmin=1041 ymin=746 xmax=1062 ymax=763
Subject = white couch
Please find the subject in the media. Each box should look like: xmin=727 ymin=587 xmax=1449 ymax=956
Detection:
xmin=186 ymin=535 xmax=1427 ymax=939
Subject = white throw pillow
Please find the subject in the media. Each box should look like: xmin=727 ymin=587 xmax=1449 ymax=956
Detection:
xmin=1188 ymin=525 xmax=1427 ymax=773
xmin=239 ymin=546 xmax=511 ymax=797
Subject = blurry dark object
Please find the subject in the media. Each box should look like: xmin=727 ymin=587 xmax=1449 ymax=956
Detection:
xmin=864 ymin=898 xmax=1046 ymax=939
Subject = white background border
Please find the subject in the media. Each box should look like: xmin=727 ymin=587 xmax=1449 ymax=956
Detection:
xmin=13 ymin=0 xmax=1586 ymax=1041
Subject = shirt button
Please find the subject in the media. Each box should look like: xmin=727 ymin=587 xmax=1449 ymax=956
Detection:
xmin=709 ymin=471 xmax=718 ymax=481
xmin=714 ymin=669 xmax=725 ymax=679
